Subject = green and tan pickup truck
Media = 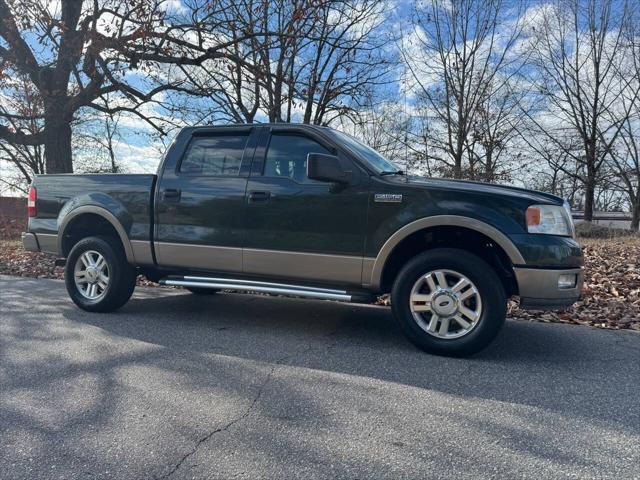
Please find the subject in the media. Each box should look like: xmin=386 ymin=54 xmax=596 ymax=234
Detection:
xmin=23 ymin=124 xmax=583 ymax=356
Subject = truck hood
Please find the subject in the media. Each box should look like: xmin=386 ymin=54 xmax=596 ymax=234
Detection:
xmin=398 ymin=176 xmax=564 ymax=205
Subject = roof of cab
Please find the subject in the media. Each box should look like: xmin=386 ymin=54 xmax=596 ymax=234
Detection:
xmin=186 ymin=123 xmax=332 ymax=132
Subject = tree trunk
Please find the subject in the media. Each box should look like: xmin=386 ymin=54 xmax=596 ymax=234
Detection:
xmin=43 ymin=110 xmax=73 ymax=174
xmin=583 ymin=156 xmax=597 ymax=222
xmin=303 ymin=91 xmax=314 ymax=124
xmin=485 ymin=150 xmax=493 ymax=182
xmin=108 ymin=144 xmax=117 ymax=173
xmin=453 ymin=148 xmax=463 ymax=179
xmin=631 ymin=199 xmax=640 ymax=231
xmin=583 ymin=178 xmax=595 ymax=222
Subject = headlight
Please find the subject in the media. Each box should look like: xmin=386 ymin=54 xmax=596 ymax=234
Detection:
xmin=526 ymin=204 xmax=574 ymax=236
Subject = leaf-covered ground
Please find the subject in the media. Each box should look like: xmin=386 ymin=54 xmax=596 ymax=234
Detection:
xmin=1 ymin=215 xmax=638 ymax=330
xmin=508 ymin=237 xmax=640 ymax=330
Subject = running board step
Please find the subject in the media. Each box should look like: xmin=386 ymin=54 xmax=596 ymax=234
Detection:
xmin=159 ymin=275 xmax=374 ymax=303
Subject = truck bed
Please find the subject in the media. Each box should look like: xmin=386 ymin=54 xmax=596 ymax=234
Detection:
xmin=28 ymin=174 xmax=157 ymax=244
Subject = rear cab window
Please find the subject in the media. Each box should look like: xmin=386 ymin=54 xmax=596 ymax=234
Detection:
xmin=180 ymin=134 xmax=249 ymax=176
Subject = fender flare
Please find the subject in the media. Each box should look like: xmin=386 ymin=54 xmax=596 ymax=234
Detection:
xmin=367 ymin=215 xmax=525 ymax=290
xmin=57 ymin=205 xmax=135 ymax=263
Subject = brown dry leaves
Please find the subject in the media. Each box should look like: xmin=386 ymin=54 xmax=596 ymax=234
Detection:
xmin=0 ymin=240 xmax=64 ymax=279
xmin=510 ymin=237 xmax=640 ymax=330
xmin=0 ymin=216 xmax=25 ymax=241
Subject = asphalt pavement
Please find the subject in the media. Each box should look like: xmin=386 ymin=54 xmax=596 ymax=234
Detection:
xmin=1 ymin=275 xmax=639 ymax=479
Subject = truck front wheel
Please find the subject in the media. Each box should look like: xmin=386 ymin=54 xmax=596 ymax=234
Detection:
xmin=65 ymin=236 xmax=137 ymax=312
xmin=391 ymin=248 xmax=506 ymax=357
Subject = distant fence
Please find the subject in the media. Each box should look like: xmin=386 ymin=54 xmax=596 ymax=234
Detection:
xmin=0 ymin=196 xmax=26 ymax=220
xmin=572 ymin=211 xmax=632 ymax=230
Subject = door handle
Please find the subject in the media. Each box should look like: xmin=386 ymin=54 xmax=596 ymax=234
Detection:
xmin=163 ymin=188 xmax=181 ymax=201
xmin=247 ymin=191 xmax=271 ymax=203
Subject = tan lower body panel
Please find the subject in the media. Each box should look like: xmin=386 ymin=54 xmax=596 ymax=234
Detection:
xmin=243 ymin=248 xmax=364 ymax=285
xmin=130 ymin=240 xmax=155 ymax=266
xmin=155 ymin=242 xmax=242 ymax=273
xmin=154 ymin=243 xmax=370 ymax=287
xmin=362 ymin=257 xmax=376 ymax=287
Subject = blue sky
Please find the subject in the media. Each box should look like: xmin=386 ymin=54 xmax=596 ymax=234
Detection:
xmin=73 ymin=0 xmax=417 ymax=174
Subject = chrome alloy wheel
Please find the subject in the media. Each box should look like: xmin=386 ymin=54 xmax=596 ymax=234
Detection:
xmin=74 ymin=250 xmax=109 ymax=300
xmin=409 ymin=269 xmax=482 ymax=339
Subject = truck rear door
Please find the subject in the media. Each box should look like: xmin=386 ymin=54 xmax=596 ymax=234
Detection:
xmin=154 ymin=126 xmax=257 ymax=272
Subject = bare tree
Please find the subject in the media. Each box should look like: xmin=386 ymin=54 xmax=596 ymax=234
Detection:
xmin=185 ymin=0 xmax=393 ymax=125
xmin=191 ymin=0 xmax=316 ymax=123
xmin=296 ymin=1 xmax=392 ymax=125
xmin=0 ymin=77 xmax=133 ymax=191
xmin=403 ymin=0 xmax=526 ymax=179
xmin=467 ymin=77 xmax=528 ymax=182
xmin=335 ymin=98 xmax=410 ymax=166
xmin=517 ymin=132 xmax=584 ymax=203
xmin=0 ymin=141 xmax=44 ymax=193
xmin=0 ymin=76 xmax=45 ymax=192
xmin=74 ymin=108 xmax=125 ymax=174
xmin=609 ymin=118 xmax=640 ymax=229
xmin=525 ymin=0 xmax=639 ymax=221
xmin=0 ymin=0 xmax=274 ymax=174
xmin=604 ymin=11 xmax=640 ymax=229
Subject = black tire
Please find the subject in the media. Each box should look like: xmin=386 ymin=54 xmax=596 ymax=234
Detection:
xmin=65 ymin=236 xmax=137 ymax=313
xmin=185 ymin=287 xmax=219 ymax=295
xmin=391 ymin=248 xmax=506 ymax=357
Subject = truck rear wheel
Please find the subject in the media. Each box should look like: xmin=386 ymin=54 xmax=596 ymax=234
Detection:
xmin=391 ymin=248 xmax=506 ymax=357
xmin=65 ymin=236 xmax=137 ymax=312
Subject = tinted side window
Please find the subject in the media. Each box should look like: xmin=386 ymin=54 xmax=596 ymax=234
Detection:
xmin=180 ymin=134 xmax=248 ymax=176
xmin=264 ymin=134 xmax=330 ymax=183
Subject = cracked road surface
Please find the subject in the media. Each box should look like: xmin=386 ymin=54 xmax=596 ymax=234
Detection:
xmin=1 ymin=275 xmax=639 ymax=479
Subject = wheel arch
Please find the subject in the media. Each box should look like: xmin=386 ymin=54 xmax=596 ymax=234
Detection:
xmin=58 ymin=206 xmax=135 ymax=263
xmin=367 ymin=215 xmax=525 ymax=292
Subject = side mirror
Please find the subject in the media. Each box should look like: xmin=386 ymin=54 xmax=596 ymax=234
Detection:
xmin=307 ymin=153 xmax=349 ymax=184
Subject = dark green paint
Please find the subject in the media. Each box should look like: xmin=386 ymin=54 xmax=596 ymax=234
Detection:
xmin=242 ymin=125 xmax=370 ymax=256
xmin=29 ymin=174 xmax=154 ymax=241
xmin=30 ymin=123 xmax=583 ymax=279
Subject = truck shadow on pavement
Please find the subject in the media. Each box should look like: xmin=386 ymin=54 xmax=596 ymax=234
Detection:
xmin=73 ymin=289 xmax=639 ymax=427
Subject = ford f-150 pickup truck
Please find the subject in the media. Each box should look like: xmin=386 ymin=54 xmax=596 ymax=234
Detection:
xmin=22 ymin=123 xmax=583 ymax=356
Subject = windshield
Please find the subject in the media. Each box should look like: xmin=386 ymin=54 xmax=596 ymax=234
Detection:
xmin=329 ymin=130 xmax=401 ymax=174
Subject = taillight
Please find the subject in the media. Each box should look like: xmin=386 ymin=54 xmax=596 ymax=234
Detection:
xmin=28 ymin=186 xmax=37 ymax=217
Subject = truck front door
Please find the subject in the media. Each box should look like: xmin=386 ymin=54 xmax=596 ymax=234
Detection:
xmin=243 ymin=126 xmax=369 ymax=286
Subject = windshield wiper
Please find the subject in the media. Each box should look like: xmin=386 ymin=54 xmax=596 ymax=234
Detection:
xmin=379 ymin=169 xmax=405 ymax=176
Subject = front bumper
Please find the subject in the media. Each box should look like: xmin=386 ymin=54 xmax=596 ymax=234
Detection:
xmin=514 ymin=267 xmax=583 ymax=310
